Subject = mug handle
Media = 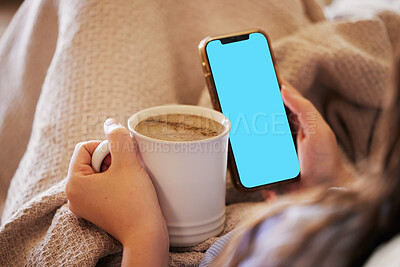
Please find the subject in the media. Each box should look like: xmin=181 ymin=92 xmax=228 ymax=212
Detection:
xmin=91 ymin=140 xmax=110 ymax=173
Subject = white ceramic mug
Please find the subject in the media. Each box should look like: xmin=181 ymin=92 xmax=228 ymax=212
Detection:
xmin=91 ymin=105 xmax=231 ymax=246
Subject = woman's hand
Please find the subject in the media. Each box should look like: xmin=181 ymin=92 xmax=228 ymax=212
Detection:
xmin=263 ymin=82 xmax=350 ymax=200
xmin=65 ymin=119 xmax=169 ymax=267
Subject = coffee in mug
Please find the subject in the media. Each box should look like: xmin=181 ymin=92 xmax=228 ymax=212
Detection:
xmin=135 ymin=113 xmax=225 ymax=141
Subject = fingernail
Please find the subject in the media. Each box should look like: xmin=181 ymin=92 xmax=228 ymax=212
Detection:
xmin=104 ymin=119 xmax=122 ymax=132
xmin=104 ymin=119 xmax=123 ymax=133
xmin=281 ymin=84 xmax=295 ymax=96
xmin=104 ymin=118 xmax=116 ymax=127
xmin=281 ymin=84 xmax=290 ymax=92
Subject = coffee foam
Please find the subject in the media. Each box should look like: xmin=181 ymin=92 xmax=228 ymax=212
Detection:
xmin=135 ymin=113 xmax=225 ymax=141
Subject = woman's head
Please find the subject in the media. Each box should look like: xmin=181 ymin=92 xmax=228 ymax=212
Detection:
xmin=213 ymin=146 xmax=400 ymax=267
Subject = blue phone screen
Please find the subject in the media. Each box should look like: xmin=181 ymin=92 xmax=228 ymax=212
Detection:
xmin=206 ymin=32 xmax=300 ymax=188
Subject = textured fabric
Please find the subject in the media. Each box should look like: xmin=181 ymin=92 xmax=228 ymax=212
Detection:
xmin=0 ymin=0 xmax=399 ymax=266
xmin=0 ymin=0 xmax=317 ymax=218
xmin=199 ymin=230 xmax=235 ymax=267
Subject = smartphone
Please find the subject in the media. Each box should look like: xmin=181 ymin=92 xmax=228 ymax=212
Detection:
xmin=198 ymin=29 xmax=300 ymax=191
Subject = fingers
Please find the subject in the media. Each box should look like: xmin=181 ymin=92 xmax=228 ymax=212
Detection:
xmin=101 ymin=154 xmax=112 ymax=172
xmin=103 ymin=118 xmax=140 ymax=168
xmin=281 ymin=81 xmax=301 ymax=133
xmin=69 ymin=141 xmax=102 ymax=175
xmin=281 ymin=80 xmax=302 ymax=97
xmin=261 ymin=190 xmax=277 ymax=202
xmin=281 ymin=85 xmax=313 ymax=117
xmin=281 ymin=84 xmax=324 ymax=138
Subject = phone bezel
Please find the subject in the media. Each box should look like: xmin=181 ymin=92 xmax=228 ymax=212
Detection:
xmin=198 ymin=29 xmax=300 ymax=192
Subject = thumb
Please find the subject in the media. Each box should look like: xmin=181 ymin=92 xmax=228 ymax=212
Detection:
xmin=103 ymin=118 xmax=139 ymax=167
xmin=69 ymin=141 xmax=102 ymax=175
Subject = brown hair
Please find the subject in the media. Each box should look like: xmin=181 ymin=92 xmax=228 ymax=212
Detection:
xmin=213 ymin=116 xmax=400 ymax=267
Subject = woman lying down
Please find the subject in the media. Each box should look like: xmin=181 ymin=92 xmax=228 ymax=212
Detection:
xmin=65 ymin=82 xmax=400 ymax=267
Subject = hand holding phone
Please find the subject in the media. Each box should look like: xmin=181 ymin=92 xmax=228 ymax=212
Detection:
xmin=199 ymin=29 xmax=346 ymax=192
xmin=268 ymin=82 xmax=347 ymax=194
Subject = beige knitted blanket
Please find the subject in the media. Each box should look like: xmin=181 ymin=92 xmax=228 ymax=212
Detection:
xmin=0 ymin=0 xmax=399 ymax=266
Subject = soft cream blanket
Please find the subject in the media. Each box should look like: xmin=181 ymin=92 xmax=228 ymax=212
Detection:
xmin=0 ymin=0 xmax=399 ymax=266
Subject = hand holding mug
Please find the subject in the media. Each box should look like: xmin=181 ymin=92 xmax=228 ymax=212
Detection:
xmin=65 ymin=119 xmax=169 ymax=266
xmin=68 ymin=105 xmax=231 ymax=247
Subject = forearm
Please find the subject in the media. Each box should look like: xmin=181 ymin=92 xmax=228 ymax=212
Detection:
xmin=122 ymin=223 xmax=169 ymax=267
